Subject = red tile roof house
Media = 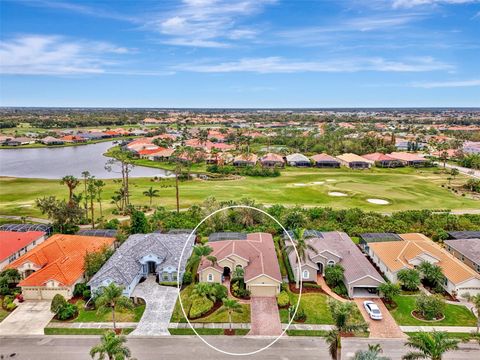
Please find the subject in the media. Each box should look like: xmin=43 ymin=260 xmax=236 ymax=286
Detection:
xmin=233 ymin=154 xmax=258 ymax=167
xmin=362 ymin=153 xmax=404 ymax=168
xmin=198 ymin=233 xmax=282 ymax=297
xmin=259 ymin=153 xmax=285 ymax=168
xmin=336 ymin=153 xmax=371 ymax=169
xmin=310 ymin=154 xmax=341 ymax=168
xmin=0 ymin=231 xmax=46 ymax=271
xmin=7 ymin=234 xmax=114 ymax=300
xmin=388 ymin=152 xmax=429 ymax=167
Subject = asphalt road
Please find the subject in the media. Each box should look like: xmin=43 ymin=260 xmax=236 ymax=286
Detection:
xmin=1 ymin=336 xmax=479 ymax=360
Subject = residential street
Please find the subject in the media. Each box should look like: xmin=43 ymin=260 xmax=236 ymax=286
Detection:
xmin=1 ymin=336 xmax=479 ymax=360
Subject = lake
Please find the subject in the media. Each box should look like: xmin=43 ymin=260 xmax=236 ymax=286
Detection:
xmin=0 ymin=141 xmax=170 ymax=179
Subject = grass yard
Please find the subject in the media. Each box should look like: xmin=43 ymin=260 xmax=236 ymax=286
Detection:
xmin=58 ymin=301 xmax=146 ymax=323
xmin=389 ymin=295 xmax=477 ymax=326
xmin=0 ymin=307 xmax=11 ymax=322
xmin=168 ymin=328 xmax=249 ymax=335
xmin=44 ymin=328 xmax=134 ymax=335
xmin=170 ymin=285 xmax=250 ymax=323
xmin=1 ymin=167 xmax=478 ymax=219
xmin=278 ymin=289 xmax=364 ymax=325
xmin=405 ymin=332 xmax=474 ymax=340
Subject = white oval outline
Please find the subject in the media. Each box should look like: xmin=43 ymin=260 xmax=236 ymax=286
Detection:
xmin=176 ymin=205 xmax=303 ymax=356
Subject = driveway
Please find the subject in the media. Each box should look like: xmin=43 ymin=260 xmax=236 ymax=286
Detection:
xmin=354 ymin=298 xmax=405 ymax=339
xmin=248 ymin=297 xmax=282 ymax=336
xmin=0 ymin=301 xmax=53 ymax=335
xmin=129 ymin=277 xmax=179 ymax=336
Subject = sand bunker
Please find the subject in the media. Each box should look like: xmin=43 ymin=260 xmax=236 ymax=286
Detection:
xmin=328 ymin=191 xmax=348 ymax=197
xmin=312 ymin=181 xmax=325 ymax=185
xmin=367 ymin=199 xmax=390 ymax=205
xmin=293 ymin=183 xmax=307 ymax=186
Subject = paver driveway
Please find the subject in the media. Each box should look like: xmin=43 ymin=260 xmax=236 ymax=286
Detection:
xmin=248 ymin=297 xmax=282 ymax=336
xmin=354 ymin=298 xmax=406 ymax=339
xmin=130 ymin=277 xmax=179 ymax=336
xmin=0 ymin=301 xmax=53 ymax=335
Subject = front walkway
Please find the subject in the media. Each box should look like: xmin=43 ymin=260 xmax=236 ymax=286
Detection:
xmin=129 ymin=277 xmax=179 ymax=336
xmin=0 ymin=300 xmax=53 ymax=335
xmin=248 ymin=296 xmax=282 ymax=336
xmin=354 ymin=298 xmax=406 ymax=339
xmin=316 ymin=274 xmax=348 ymax=303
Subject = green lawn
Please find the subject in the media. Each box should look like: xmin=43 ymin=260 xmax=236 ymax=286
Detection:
xmin=0 ymin=307 xmax=11 ymax=322
xmin=170 ymin=285 xmax=250 ymax=323
xmin=285 ymin=329 xmax=329 ymax=337
xmin=278 ymin=289 xmax=364 ymax=325
xmin=1 ymin=167 xmax=478 ymax=219
xmin=390 ymin=295 xmax=477 ymax=326
xmin=168 ymin=328 xmax=249 ymax=335
xmin=58 ymin=300 xmax=145 ymax=323
xmin=405 ymin=332 xmax=474 ymax=340
xmin=44 ymin=328 xmax=134 ymax=335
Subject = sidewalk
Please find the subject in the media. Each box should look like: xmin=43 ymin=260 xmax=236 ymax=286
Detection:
xmin=400 ymin=326 xmax=477 ymax=333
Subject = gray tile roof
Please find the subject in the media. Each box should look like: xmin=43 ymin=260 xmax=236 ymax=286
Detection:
xmin=445 ymin=239 xmax=480 ymax=264
xmin=288 ymin=231 xmax=384 ymax=285
xmin=88 ymin=233 xmax=194 ymax=289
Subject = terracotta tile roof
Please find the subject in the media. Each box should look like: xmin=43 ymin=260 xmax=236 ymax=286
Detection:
xmin=198 ymin=233 xmax=281 ymax=283
xmin=150 ymin=148 xmax=175 ymax=157
xmin=369 ymin=233 xmax=479 ymax=285
xmin=362 ymin=153 xmax=397 ymax=162
xmin=260 ymin=153 xmax=284 ymax=163
xmin=137 ymin=147 xmax=162 ymax=155
xmin=388 ymin=152 xmax=426 ymax=162
xmin=234 ymin=154 xmax=258 ymax=163
xmin=336 ymin=153 xmax=369 ymax=163
xmin=0 ymin=231 xmax=45 ymax=262
xmin=310 ymin=153 xmax=339 ymax=162
xmin=8 ymin=234 xmax=114 ymax=287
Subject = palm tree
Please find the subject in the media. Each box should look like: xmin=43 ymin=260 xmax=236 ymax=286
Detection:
xmin=143 ymin=187 xmax=160 ymax=208
xmin=87 ymin=178 xmax=98 ymax=229
xmin=81 ymin=170 xmax=91 ymax=215
xmin=95 ymin=283 xmax=133 ymax=331
xmin=354 ymin=344 xmax=391 ymax=360
xmin=397 ymin=269 xmax=421 ymax=291
xmin=94 ymin=179 xmax=105 ymax=219
xmin=60 ymin=175 xmax=80 ymax=205
xmin=218 ymin=298 xmax=243 ymax=331
xmin=418 ymin=261 xmax=445 ymax=291
xmin=325 ymin=300 xmax=368 ymax=360
xmin=90 ymin=331 xmax=134 ymax=360
xmin=187 ymin=244 xmax=216 ymax=270
xmin=285 ymin=228 xmax=317 ymax=287
xmin=403 ymin=331 xmax=460 ymax=360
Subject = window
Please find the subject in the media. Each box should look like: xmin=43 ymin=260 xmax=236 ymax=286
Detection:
xmin=327 ymin=260 xmax=336 ymax=267
xmin=302 ymin=270 xmax=309 ymax=279
xmin=172 ymin=273 xmax=177 ymax=281
xmin=461 ymin=255 xmax=465 ymax=262
xmin=207 ymin=273 xmax=213 ymax=282
xmin=162 ymin=272 xmax=169 ymax=281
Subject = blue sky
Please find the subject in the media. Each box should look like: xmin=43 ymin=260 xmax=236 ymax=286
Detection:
xmin=0 ymin=0 xmax=479 ymax=107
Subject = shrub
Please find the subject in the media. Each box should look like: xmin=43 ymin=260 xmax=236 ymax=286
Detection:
xmin=6 ymin=302 xmax=17 ymax=311
xmin=82 ymin=289 xmax=91 ymax=300
xmin=231 ymin=279 xmax=250 ymax=299
xmin=51 ymin=294 xmax=67 ymax=314
xmin=182 ymin=271 xmax=192 ymax=285
xmin=158 ymin=282 xmax=178 ymax=287
xmin=294 ymin=306 xmax=306 ymax=322
xmin=415 ymin=294 xmax=445 ymax=320
xmin=189 ymin=297 xmax=214 ymax=318
xmin=277 ymin=291 xmax=290 ymax=307
xmin=324 ymin=264 xmax=345 ymax=288
xmin=332 ymin=284 xmax=348 ymax=297
xmin=56 ymin=303 xmax=78 ymax=320
xmin=73 ymin=283 xmax=88 ymax=297
xmin=397 ymin=268 xmax=421 ymax=291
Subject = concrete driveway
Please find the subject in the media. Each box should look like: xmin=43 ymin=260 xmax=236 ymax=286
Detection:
xmin=354 ymin=298 xmax=405 ymax=339
xmin=130 ymin=277 xmax=179 ymax=336
xmin=0 ymin=301 xmax=53 ymax=335
xmin=249 ymin=297 xmax=282 ymax=336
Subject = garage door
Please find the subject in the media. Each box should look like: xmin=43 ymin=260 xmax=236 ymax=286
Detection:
xmin=249 ymin=285 xmax=277 ymax=297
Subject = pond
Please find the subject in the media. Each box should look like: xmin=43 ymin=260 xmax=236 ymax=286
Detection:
xmin=0 ymin=141 xmax=170 ymax=179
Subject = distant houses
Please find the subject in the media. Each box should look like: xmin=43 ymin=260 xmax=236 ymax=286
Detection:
xmin=233 ymin=154 xmax=258 ymax=167
xmin=311 ymin=154 xmax=341 ymax=168
xmin=285 ymin=153 xmax=310 ymax=167
xmin=362 ymin=153 xmax=403 ymax=168
xmin=260 ymin=153 xmax=285 ymax=168
xmin=389 ymin=152 xmax=429 ymax=167
xmin=336 ymin=153 xmax=371 ymax=169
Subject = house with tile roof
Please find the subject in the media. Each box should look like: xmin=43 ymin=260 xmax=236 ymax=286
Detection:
xmin=233 ymin=153 xmax=258 ymax=167
xmin=260 ymin=153 xmax=285 ymax=168
xmin=445 ymin=238 xmax=480 ymax=274
xmin=0 ymin=231 xmax=46 ymax=271
xmin=336 ymin=153 xmax=371 ymax=169
xmin=361 ymin=153 xmax=403 ymax=168
xmin=367 ymin=233 xmax=480 ymax=296
xmin=88 ymin=233 xmax=195 ymax=297
xmin=285 ymin=153 xmax=311 ymax=167
xmin=7 ymin=234 xmax=114 ymax=300
xmin=388 ymin=152 xmax=429 ymax=166
xmin=198 ymin=233 xmax=282 ymax=297
xmin=286 ymin=231 xmax=385 ymax=298
xmin=310 ymin=154 xmax=341 ymax=168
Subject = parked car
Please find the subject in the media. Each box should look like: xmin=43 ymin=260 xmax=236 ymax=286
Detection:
xmin=363 ymin=300 xmax=382 ymax=320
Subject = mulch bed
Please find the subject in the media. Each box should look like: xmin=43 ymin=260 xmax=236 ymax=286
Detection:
xmin=224 ymin=329 xmax=236 ymax=335
xmin=288 ymin=282 xmax=326 ymax=294
xmin=188 ymin=301 xmax=222 ymax=320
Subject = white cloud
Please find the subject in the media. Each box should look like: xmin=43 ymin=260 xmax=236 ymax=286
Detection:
xmin=146 ymin=0 xmax=276 ymax=47
xmin=392 ymin=0 xmax=479 ymax=8
xmin=411 ymin=79 xmax=480 ymax=87
xmin=0 ymin=35 xmax=128 ymax=75
xmin=176 ymin=56 xmax=453 ymax=73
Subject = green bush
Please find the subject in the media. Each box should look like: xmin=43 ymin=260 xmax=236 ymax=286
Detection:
xmin=73 ymin=283 xmax=88 ymax=297
xmin=282 ymin=250 xmax=295 ymax=283
xmin=231 ymin=279 xmax=250 ymax=299
xmin=415 ymin=293 xmax=445 ymax=320
xmin=56 ymin=303 xmax=78 ymax=320
xmin=51 ymin=294 xmax=67 ymax=314
xmin=324 ymin=264 xmax=345 ymax=288
xmin=182 ymin=271 xmax=192 ymax=285
xmin=82 ymin=289 xmax=91 ymax=300
xmin=6 ymin=302 xmax=17 ymax=311
xmin=159 ymin=282 xmax=178 ymax=287
xmin=294 ymin=306 xmax=306 ymax=322
xmin=189 ymin=297 xmax=214 ymax=318
xmin=332 ymin=284 xmax=348 ymax=297
xmin=303 ymin=283 xmax=322 ymax=289
xmin=277 ymin=291 xmax=290 ymax=307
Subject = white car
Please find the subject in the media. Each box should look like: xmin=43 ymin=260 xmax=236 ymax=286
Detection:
xmin=363 ymin=300 xmax=382 ymax=320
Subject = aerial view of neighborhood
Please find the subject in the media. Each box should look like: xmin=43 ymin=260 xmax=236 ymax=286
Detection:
xmin=1 ymin=1 xmax=479 ymax=359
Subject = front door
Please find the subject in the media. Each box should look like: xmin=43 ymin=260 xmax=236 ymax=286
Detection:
xmin=147 ymin=261 xmax=156 ymax=274
xmin=317 ymin=262 xmax=323 ymax=275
